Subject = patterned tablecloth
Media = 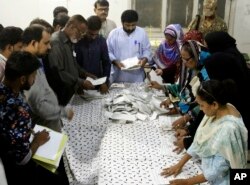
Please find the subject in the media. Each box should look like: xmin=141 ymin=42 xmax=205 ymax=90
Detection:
xmin=62 ymin=83 xmax=208 ymax=185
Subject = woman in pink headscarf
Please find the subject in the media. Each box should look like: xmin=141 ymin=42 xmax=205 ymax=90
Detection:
xmin=150 ymin=24 xmax=183 ymax=83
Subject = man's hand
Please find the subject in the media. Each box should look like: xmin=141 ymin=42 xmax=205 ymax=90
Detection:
xmin=138 ymin=57 xmax=148 ymax=67
xmin=99 ymin=83 xmax=109 ymax=94
xmin=82 ymin=80 xmax=94 ymax=90
xmin=112 ymin=60 xmax=125 ymax=70
xmin=66 ymin=108 xmax=74 ymax=121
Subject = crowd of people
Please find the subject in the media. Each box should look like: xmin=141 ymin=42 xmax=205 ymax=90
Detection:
xmin=0 ymin=0 xmax=249 ymax=184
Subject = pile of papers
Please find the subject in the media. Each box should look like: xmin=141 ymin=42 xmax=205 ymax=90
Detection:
xmin=80 ymin=90 xmax=107 ymax=101
xmin=30 ymin=125 xmax=68 ymax=173
xmin=120 ymin=56 xmax=140 ymax=70
xmin=104 ymin=89 xmax=169 ymax=123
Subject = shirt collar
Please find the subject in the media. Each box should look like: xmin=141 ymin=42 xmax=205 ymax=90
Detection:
xmin=0 ymin=53 xmax=7 ymax=61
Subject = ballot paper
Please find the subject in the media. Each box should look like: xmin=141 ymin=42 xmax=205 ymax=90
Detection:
xmin=86 ymin=77 xmax=107 ymax=86
xmin=80 ymin=90 xmax=106 ymax=100
xmin=148 ymin=69 xmax=163 ymax=85
xmin=121 ymin=56 xmax=140 ymax=70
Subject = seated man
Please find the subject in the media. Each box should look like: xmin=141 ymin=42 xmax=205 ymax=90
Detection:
xmin=107 ymin=10 xmax=151 ymax=83
xmin=75 ymin=15 xmax=111 ymax=94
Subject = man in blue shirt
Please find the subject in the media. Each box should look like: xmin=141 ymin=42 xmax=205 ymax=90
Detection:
xmin=76 ymin=15 xmax=111 ymax=94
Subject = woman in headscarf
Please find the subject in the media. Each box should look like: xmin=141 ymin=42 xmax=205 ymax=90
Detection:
xmin=150 ymin=24 xmax=183 ymax=83
xmin=161 ymin=79 xmax=247 ymax=185
xmin=205 ymin=52 xmax=250 ymax=149
xmin=205 ymin=31 xmax=249 ymax=72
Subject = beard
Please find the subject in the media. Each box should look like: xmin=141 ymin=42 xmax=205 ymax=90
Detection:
xmin=21 ymin=80 xmax=32 ymax=91
xmin=70 ymin=37 xmax=78 ymax=44
xmin=123 ymin=28 xmax=136 ymax=34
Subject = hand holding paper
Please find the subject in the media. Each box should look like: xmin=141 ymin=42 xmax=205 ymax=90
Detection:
xmin=120 ymin=56 xmax=140 ymax=70
xmin=86 ymin=77 xmax=107 ymax=86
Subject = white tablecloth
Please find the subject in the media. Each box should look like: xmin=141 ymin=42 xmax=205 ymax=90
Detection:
xmin=62 ymin=83 xmax=208 ymax=185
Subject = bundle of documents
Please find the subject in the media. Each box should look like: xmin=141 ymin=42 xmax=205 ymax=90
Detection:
xmin=86 ymin=76 xmax=107 ymax=86
xmin=30 ymin=125 xmax=68 ymax=173
xmin=120 ymin=56 xmax=140 ymax=70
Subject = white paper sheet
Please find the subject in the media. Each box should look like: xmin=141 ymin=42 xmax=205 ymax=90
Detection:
xmin=30 ymin=125 xmax=63 ymax=160
xmin=121 ymin=56 xmax=140 ymax=70
xmin=149 ymin=69 xmax=163 ymax=84
xmin=86 ymin=77 xmax=107 ymax=86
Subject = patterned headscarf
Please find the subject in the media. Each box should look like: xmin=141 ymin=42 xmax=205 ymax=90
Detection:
xmin=164 ymin=24 xmax=184 ymax=49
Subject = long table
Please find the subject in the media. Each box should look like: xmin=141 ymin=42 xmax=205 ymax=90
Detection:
xmin=62 ymin=83 xmax=208 ymax=185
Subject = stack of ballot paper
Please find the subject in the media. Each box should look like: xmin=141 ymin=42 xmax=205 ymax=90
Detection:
xmin=121 ymin=56 xmax=140 ymax=70
xmin=30 ymin=125 xmax=68 ymax=173
xmin=86 ymin=77 xmax=107 ymax=86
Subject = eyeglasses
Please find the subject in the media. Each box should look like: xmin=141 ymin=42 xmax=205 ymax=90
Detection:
xmin=181 ymin=56 xmax=192 ymax=63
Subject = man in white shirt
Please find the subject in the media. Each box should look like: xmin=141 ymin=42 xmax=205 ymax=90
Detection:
xmin=107 ymin=9 xmax=151 ymax=83
xmin=94 ymin=0 xmax=116 ymax=39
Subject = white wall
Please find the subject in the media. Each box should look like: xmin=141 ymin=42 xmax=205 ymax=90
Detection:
xmin=233 ymin=0 xmax=250 ymax=53
xmin=0 ymin=0 xmax=250 ymax=52
xmin=0 ymin=0 xmax=130 ymax=29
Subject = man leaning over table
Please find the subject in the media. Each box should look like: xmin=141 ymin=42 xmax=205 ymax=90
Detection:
xmin=107 ymin=9 xmax=151 ymax=83
xmin=75 ymin=16 xmax=111 ymax=94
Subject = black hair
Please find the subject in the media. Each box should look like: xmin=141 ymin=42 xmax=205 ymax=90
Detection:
xmin=66 ymin=14 xmax=87 ymax=27
xmin=0 ymin=26 xmax=23 ymax=50
xmin=53 ymin=14 xmax=70 ymax=28
xmin=30 ymin=18 xmax=54 ymax=34
xmin=87 ymin=16 xmax=102 ymax=31
xmin=5 ymin=51 xmax=40 ymax=81
xmin=94 ymin=0 xmax=109 ymax=8
xmin=22 ymin=25 xmax=46 ymax=45
xmin=53 ymin=6 xmax=68 ymax=18
xmin=121 ymin=10 xmax=138 ymax=23
xmin=197 ymin=79 xmax=238 ymax=105
xmin=0 ymin=24 xmax=4 ymax=32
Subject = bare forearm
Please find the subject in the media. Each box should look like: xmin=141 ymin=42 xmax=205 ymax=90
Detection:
xmin=186 ymin=174 xmax=207 ymax=185
xmin=179 ymin=153 xmax=192 ymax=167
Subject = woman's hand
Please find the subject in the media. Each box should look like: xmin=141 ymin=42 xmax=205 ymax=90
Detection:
xmin=172 ymin=115 xmax=188 ymax=129
xmin=148 ymin=81 xmax=163 ymax=90
xmin=175 ymin=129 xmax=188 ymax=138
xmin=169 ymin=179 xmax=190 ymax=185
xmin=161 ymin=163 xmax=183 ymax=178
xmin=173 ymin=137 xmax=185 ymax=154
xmin=160 ymin=98 xmax=171 ymax=109
xmin=155 ymin=68 xmax=163 ymax=75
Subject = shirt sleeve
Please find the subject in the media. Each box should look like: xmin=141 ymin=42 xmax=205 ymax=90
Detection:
xmin=100 ymin=37 xmax=111 ymax=81
xmin=25 ymin=80 xmax=68 ymax=121
xmin=107 ymin=30 xmax=118 ymax=62
xmin=203 ymin=155 xmax=230 ymax=183
xmin=141 ymin=30 xmax=152 ymax=61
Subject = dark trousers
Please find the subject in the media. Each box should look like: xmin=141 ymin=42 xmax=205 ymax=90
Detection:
xmin=1 ymin=155 xmax=69 ymax=185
